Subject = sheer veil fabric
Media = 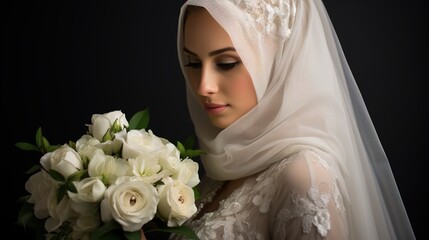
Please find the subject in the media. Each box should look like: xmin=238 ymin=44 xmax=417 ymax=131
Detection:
xmin=177 ymin=0 xmax=415 ymax=239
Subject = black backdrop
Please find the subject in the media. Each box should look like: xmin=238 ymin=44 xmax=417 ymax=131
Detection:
xmin=3 ymin=0 xmax=426 ymax=239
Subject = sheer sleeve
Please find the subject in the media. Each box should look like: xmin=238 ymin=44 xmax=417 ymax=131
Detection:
xmin=271 ymin=150 xmax=347 ymax=240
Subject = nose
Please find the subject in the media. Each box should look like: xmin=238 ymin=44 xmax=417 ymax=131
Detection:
xmin=196 ymin=64 xmax=218 ymax=96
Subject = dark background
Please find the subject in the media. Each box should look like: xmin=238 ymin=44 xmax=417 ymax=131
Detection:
xmin=3 ymin=0 xmax=426 ymax=239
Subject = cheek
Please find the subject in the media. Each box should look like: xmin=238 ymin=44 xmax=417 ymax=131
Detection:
xmin=228 ymin=74 xmax=257 ymax=104
xmin=186 ymin=71 xmax=200 ymax=90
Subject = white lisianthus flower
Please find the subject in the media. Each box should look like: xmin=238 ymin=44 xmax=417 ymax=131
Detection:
xmin=40 ymin=144 xmax=83 ymax=179
xmin=68 ymin=177 xmax=106 ymax=202
xmin=45 ymin=191 xmax=74 ymax=232
xmin=87 ymin=152 xmax=129 ymax=185
xmin=88 ymin=110 xmax=129 ymax=142
xmin=100 ymin=176 xmax=159 ymax=232
xmin=172 ymin=158 xmax=200 ymax=188
xmin=25 ymin=170 xmax=57 ymax=219
xmin=70 ymin=201 xmax=100 ymax=240
xmin=115 ymin=129 xmax=165 ymax=160
xmin=157 ymin=177 xmax=197 ymax=227
xmin=127 ymin=153 xmax=164 ymax=184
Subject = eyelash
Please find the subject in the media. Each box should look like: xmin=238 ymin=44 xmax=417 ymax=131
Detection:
xmin=218 ymin=62 xmax=240 ymax=70
xmin=184 ymin=61 xmax=241 ymax=70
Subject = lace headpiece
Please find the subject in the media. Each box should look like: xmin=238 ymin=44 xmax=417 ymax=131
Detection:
xmin=232 ymin=0 xmax=297 ymax=39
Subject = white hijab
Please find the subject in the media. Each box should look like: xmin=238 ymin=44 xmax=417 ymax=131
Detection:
xmin=177 ymin=0 xmax=415 ymax=239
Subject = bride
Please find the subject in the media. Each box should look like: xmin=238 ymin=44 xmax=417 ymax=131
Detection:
xmin=146 ymin=0 xmax=416 ymax=239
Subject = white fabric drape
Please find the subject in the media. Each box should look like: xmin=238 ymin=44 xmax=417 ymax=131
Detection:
xmin=176 ymin=0 xmax=415 ymax=239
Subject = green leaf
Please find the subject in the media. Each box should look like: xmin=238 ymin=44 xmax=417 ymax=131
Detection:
xmin=25 ymin=165 xmax=41 ymax=175
xmin=68 ymin=140 xmax=76 ymax=150
xmin=35 ymin=127 xmax=43 ymax=148
xmin=17 ymin=201 xmax=35 ymax=228
xmin=17 ymin=201 xmax=47 ymax=239
xmin=177 ymin=136 xmax=204 ymax=159
xmin=124 ymin=230 xmax=141 ymax=240
xmin=46 ymin=144 xmax=62 ymax=153
xmin=183 ymin=135 xmax=197 ymax=149
xmin=41 ymin=136 xmax=50 ymax=153
xmin=15 ymin=142 xmax=40 ymax=152
xmin=110 ymin=118 xmax=123 ymax=134
xmin=67 ymin=181 xmax=78 ymax=193
xmin=193 ymin=187 xmax=201 ymax=201
xmin=102 ymin=128 xmax=114 ymax=142
xmin=128 ymin=108 xmax=149 ymax=130
xmin=185 ymin=149 xmax=205 ymax=158
xmin=48 ymin=169 xmax=65 ymax=182
xmin=67 ymin=169 xmax=87 ymax=182
xmin=146 ymin=225 xmax=199 ymax=240
xmin=90 ymin=220 xmax=122 ymax=239
xmin=176 ymin=141 xmax=186 ymax=156
xmin=102 ymin=117 xmax=126 ymax=143
xmin=56 ymin=184 xmax=67 ymax=204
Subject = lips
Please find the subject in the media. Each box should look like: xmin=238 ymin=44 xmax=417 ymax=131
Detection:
xmin=204 ymin=103 xmax=228 ymax=114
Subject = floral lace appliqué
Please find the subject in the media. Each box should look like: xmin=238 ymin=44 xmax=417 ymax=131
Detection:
xmin=232 ymin=0 xmax=297 ymax=39
xmin=169 ymin=151 xmax=343 ymax=240
xmin=308 ymin=150 xmax=345 ymax=214
xmin=193 ymin=199 xmax=253 ymax=239
xmin=276 ymin=187 xmax=331 ymax=237
xmin=252 ymin=175 xmax=275 ymax=213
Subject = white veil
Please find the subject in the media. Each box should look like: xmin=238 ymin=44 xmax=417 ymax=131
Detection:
xmin=177 ymin=0 xmax=415 ymax=239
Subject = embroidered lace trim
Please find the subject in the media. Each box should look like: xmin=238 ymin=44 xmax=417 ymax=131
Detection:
xmin=232 ymin=0 xmax=297 ymax=39
xmin=274 ymin=188 xmax=331 ymax=238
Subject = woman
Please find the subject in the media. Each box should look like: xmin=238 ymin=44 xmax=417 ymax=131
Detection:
xmin=166 ymin=0 xmax=415 ymax=239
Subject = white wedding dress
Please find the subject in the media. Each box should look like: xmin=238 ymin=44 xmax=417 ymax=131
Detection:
xmin=171 ymin=150 xmax=346 ymax=239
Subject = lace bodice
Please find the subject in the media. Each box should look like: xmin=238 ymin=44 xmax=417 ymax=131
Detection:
xmin=170 ymin=150 xmax=347 ymax=240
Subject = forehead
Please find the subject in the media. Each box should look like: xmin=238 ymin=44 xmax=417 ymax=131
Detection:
xmin=183 ymin=7 xmax=234 ymax=54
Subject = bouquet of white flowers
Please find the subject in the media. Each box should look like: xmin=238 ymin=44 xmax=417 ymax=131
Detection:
xmin=17 ymin=109 xmax=203 ymax=240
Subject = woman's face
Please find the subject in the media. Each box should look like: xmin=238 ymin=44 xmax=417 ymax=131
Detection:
xmin=183 ymin=7 xmax=257 ymax=129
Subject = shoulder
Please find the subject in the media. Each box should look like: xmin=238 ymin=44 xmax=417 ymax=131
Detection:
xmin=266 ymin=151 xmax=347 ymax=239
xmin=267 ymin=150 xmax=337 ymax=195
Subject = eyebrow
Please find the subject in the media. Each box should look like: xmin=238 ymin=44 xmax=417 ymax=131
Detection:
xmin=183 ymin=47 xmax=237 ymax=57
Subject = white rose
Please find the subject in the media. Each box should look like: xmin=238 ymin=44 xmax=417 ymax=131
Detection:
xmin=40 ymin=144 xmax=83 ymax=179
xmin=77 ymin=132 xmax=124 ymax=156
xmin=88 ymin=110 xmax=129 ymax=142
xmin=100 ymin=176 xmax=159 ymax=232
xmin=115 ymin=129 xmax=165 ymax=160
xmin=158 ymin=142 xmax=181 ymax=174
xmin=87 ymin=152 xmax=129 ymax=185
xmin=76 ymin=143 xmax=104 ymax=162
xmin=25 ymin=170 xmax=57 ymax=219
xmin=68 ymin=177 xmax=106 ymax=202
xmin=172 ymin=158 xmax=200 ymax=188
xmin=157 ymin=178 xmax=197 ymax=227
xmin=75 ymin=134 xmax=100 ymax=150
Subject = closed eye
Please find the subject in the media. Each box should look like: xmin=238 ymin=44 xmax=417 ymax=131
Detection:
xmin=218 ymin=61 xmax=241 ymax=70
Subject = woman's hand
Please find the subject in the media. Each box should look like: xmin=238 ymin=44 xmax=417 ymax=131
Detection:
xmin=140 ymin=229 xmax=147 ymax=240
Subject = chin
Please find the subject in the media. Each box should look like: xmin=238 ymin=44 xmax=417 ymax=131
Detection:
xmin=210 ymin=118 xmax=231 ymax=129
